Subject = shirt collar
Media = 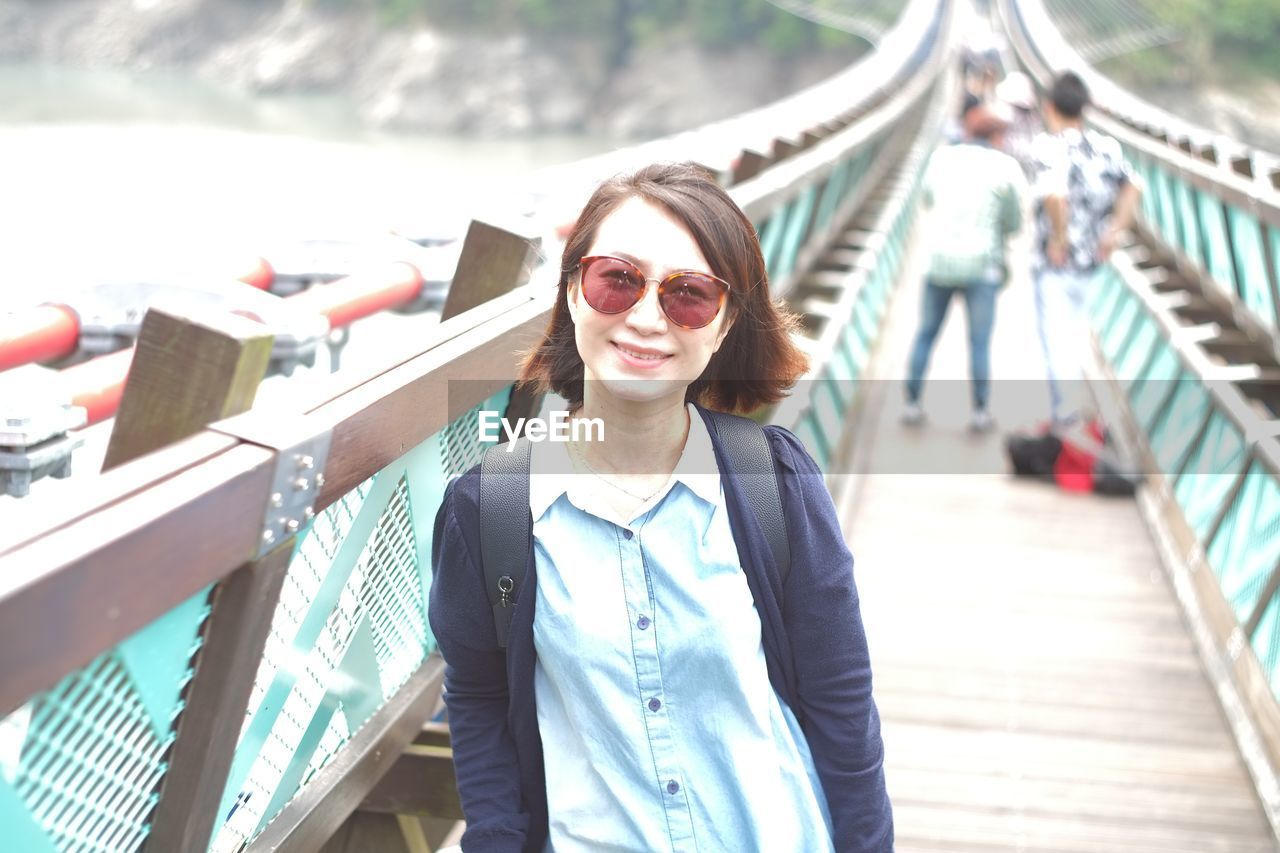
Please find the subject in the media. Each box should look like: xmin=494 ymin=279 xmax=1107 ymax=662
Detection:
xmin=529 ymin=402 xmax=721 ymax=522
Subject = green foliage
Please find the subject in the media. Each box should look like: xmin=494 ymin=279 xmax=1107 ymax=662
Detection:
xmin=359 ymin=0 xmax=859 ymax=58
xmin=1136 ymin=0 xmax=1280 ymax=83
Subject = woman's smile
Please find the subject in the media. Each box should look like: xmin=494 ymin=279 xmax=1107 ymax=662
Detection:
xmin=610 ymin=340 xmax=673 ymax=368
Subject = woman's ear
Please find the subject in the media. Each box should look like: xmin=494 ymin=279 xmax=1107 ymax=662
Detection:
xmin=565 ymin=275 xmax=581 ymax=324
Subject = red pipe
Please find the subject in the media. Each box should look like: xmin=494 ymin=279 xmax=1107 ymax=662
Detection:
xmin=0 ymin=304 xmax=80 ymax=371
xmin=42 ymin=263 xmax=420 ymax=426
xmin=60 ymin=348 xmax=134 ymax=426
xmin=237 ymin=256 xmax=274 ymax=290
xmin=286 ymin=262 xmax=423 ymax=329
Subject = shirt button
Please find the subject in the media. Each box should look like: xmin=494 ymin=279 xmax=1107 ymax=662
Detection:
xmin=623 ymin=529 xmax=633 ymax=540
xmin=637 ymin=615 xmax=650 ymax=630
xmin=648 ymin=697 xmax=662 ymax=712
xmin=667 ymin=780 xmax=680 ymax=795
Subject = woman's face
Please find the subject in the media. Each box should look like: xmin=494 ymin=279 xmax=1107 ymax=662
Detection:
xmin=567 ymin=196 xmax=734 ymax=408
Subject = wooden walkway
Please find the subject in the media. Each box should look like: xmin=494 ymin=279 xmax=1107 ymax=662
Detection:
xmin=837 ymin=227 xmax=1277 ymax=852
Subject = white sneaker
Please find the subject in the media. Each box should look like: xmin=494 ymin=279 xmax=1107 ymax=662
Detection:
xmin=968 ymin=409 xmax=994 ymax=433
xmin=900 ymin=402 xmax=925 ymax=426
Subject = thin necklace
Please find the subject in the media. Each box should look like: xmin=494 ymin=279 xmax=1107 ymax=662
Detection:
xmin=569 ymin=440 xmax=668 ymax=503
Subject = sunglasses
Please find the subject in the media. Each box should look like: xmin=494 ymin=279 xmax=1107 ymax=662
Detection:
xmin=571 ymin=255 xmax=731 ymax=330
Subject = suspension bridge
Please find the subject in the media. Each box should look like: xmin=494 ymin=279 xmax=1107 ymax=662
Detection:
xmin=1 ymin=0 xmax=1278 ymax=850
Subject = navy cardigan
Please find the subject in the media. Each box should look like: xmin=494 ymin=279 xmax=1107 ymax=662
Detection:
xmin=427 ymin=408 xmax=893 ymax=852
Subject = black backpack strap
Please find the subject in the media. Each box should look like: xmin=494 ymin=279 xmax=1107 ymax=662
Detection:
xmin=705 ymin=410 xmax=790 ymax=585
xmin=478 ymin=438 xmax=532 ymax=649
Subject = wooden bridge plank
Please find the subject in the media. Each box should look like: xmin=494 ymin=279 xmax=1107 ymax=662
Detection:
xmin=892 ymin=802 xmax=1275 ymax=853
xmin=889 ymin=764 xmax=1268 ymax=828
xmin=836 ymin=227 xmax=1275 ymax=849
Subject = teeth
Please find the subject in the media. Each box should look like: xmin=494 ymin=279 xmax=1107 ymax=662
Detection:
xmin=616 ymin=344 xmax=666 ymax=360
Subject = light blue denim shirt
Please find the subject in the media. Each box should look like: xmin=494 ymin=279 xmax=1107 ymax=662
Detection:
xmin=528 ymin=405 xmax=834 ymax=852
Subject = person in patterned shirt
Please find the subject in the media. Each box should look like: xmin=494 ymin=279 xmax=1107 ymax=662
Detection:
xmin=1031 ymin=71 xmax=1142 ymax=425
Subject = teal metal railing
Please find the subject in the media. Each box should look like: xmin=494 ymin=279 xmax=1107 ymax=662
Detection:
xmin=208 ymin=389 xmax=509 ymax=852
xmin=1087 ymin=252 xmax=1280 ymax=786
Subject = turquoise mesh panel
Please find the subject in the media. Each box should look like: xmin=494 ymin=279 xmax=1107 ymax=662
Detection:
xmin=796 ymin=411 xmax=830 ymax=470
xmin=211 ymin=389 xmax=509 ymax=852
xmin=824 ymin=338 xmax=857 ymax=408
xmin=359 ymin=477 xmax=429 ymax=698
xmin=1088 ymin=266 xmax=1123 ymax=321
xmin=1135 ymin=157 xmax=1159 ymax=227
xmin=814 ymin=159 xmax=850 ymax=233
xmin=1196 ymin=192 xmax=1237 ymax=293
xmin=845 ymin=295 xmax=873 ymax=373
xmin=1114 ymin=311 xmax=1160 ymax=391
xmin=1152 ymin=168 xmax=1177 ymax=241
xmin=1099 ymin=293 xmax=1140 ymax=365
xmin=442 ymin=390 xmax=512 ymax=478
xmin=0 ymin=590 xmax=210 ymax=853
xmin=1226 ymin=206 xmax=1274 ymax=332
xmin=1128 ymin=341 xmax=1180 ymax=431
xmin=1207 ymin=465 xmax=1280 ymax=632
xmin=1172 ymin=179 xmax=1203 ymax=266
xmin=776 ymin=187 xmax=817 ymax=282
xmin=1270 ymin=225 xmax=1280 ymax=326
xmin=759 ymin=209 xmax=787 ymax=281
xmin=1252 ymin=592 xmax=1280 ymax=696
xmin=1146 ymin=370 xmax=1209 ymax=476
xmin=1174 ymin=412 xmax=1247 ymax=541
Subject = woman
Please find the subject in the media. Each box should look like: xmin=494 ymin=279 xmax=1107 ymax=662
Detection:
xmin=428 ymin=162 xmax=892 ymax=852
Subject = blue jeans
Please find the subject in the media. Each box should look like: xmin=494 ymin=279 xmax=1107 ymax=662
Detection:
xmin=905 ymin=279 xmax=1000 ymax=409
xmin=1033 ymin=267 xmax=1094 ymax=424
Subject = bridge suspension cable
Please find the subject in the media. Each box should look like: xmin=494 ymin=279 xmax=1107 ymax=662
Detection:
xmin=1044 ymin=0 xmax=1179 ymax=63
xmin=763 ymin=0 xmax=895 ymax=46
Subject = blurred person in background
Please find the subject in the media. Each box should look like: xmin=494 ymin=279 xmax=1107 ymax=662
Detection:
xmin=996 ymin=70 xmax=1041 ymax=178
xmin=1030 ymin=71 xmax=1141 ymax=427
xmin=903 ymin=103 xmax=1027 ymax=432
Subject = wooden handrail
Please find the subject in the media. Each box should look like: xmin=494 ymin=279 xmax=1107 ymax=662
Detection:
xmin=0 ymin=291 xmax=549 ymax=717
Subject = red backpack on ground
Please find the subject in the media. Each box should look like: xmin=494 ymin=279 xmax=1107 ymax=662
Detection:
xmin=1004 ymin=418 xmax=1141 ymax=496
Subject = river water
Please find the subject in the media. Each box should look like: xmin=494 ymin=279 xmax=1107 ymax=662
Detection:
xmin=0 ymin=63 xmax=612 ymax=310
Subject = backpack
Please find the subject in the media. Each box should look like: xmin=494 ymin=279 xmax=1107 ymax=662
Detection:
xmin=1004 ymin=419 xmax=1141 ymax=497
xmin=478 ymin=409 xmax=790 ymax=648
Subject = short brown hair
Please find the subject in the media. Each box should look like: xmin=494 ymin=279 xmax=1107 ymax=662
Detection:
xmin=519 ymin=162 xmax=809 ymax=413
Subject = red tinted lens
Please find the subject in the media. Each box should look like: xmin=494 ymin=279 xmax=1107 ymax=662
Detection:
xmin=581 ymin=257 xmax=644 ymax=314
xmin=660 ymin=274 xmax=724 ymax=328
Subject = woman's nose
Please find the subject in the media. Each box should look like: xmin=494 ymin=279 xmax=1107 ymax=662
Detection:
xmin=625 ymin=280 xmax=667 ymax=332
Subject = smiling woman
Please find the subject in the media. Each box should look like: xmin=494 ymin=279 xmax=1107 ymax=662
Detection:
xmin=428 ymin=162 xmax=894 ymax=853
xmin=522 ymin=162 xmax=808 ymax=414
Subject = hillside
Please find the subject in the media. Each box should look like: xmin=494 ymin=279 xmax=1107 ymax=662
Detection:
xmin=0 ymin=0 xmax=865 ymax=137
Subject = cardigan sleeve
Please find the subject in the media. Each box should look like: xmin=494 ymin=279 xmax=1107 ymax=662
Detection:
xmin=427 ymin=473 xmax=530 ymax=852
xmin=765 ymin=426 xmax=894 ymax=852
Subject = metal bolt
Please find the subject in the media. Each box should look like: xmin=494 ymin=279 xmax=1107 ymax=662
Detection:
xmin=315 ymin=473 xmax=325 ymax=488
xmin=263 ymin=530 xmax=275 ymax=544
xmin=297 ymin=454 xmax=314 ymax=470
xmin=304 ymin=506 xmax=315 ymax=519
xmin=294 ymin=477 xmax=309 ymax=491
xmin=271 ymin=492 xmax=283 ymax=508
xmin=285 ymin=518 xmax=300 ymax=533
